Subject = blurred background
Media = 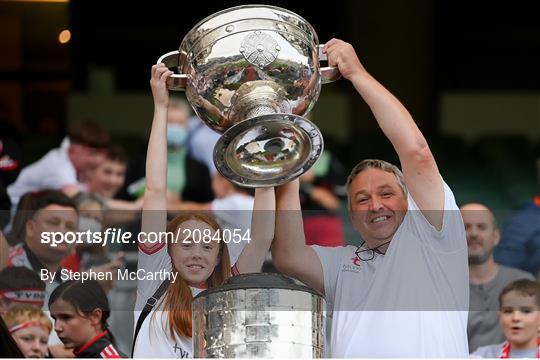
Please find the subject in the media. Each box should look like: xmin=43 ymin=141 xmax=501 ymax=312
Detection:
xmin=1 ymin=0 xmax=539 ymax=220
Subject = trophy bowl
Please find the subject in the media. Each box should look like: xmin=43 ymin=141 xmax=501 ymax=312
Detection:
xmin=158 ymin=5 xmax=340 ymax=187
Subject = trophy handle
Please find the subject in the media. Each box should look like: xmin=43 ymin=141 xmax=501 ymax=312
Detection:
xmin=157 ymin=51 xmax=188 ymax=91
xmin=318 ymin=44 xmax=341 ymax=84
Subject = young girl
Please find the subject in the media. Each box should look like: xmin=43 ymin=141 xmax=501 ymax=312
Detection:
xmin=49 ymin=280 xmax=125 ymax=358
xmin=131 ymin=64 xmax=275 ymax=358
xmin=4 ymin=304 xmax=51 ymax=358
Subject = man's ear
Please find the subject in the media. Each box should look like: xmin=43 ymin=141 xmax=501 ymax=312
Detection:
xmin=25 ymin=219 xmax=36 ymax=240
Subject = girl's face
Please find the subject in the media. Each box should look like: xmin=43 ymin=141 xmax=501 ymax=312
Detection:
xmin=50 ymin=299 xmax=101 ymax=349
xmin=169 ymin=220 xmax=221 ymax=286
xmin=12 ymin=326 xmax=49 ymax=358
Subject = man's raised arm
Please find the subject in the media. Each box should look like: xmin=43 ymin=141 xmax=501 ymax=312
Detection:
xmin=272 ymin=179 xmax=324 ymax=294
xmin=324 ymin=39 xmax=444 ymax=229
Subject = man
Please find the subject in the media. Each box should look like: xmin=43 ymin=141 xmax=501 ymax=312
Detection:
xmin=272 ymin=39 xmax=469 ymax=357
xmin=7 ymin=121 xmax=110 ymax=210
xmin=7 ymin=190 xmax=79 ymax=302
xmin=495 ymin=156 xmax=540 ymax=274
xmin=462 ymin=203 xmax=534 ymax=353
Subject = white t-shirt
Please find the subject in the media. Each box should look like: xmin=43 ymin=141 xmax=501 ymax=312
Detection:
xmin=211 ymin=193 xmax=254 ymax=265
xmin=312 ymin=181 xmax=469 ymax=358
xmin=133 ymin=244 xmax=202 ymax=359
xmin=472 ymin=342 xmax=538 ymax=358
xmin=7 ymin=138 xmax=81 ymax=208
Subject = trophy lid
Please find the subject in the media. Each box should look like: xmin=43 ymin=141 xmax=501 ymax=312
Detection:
xmin=194 ymin=272 xmax=324 ymax=299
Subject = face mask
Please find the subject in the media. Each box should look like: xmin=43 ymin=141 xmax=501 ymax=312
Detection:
xmin=79 ymin=216 xmax=102 ymax=234
xmin=167 ymin=124 xmax=188 ymax=148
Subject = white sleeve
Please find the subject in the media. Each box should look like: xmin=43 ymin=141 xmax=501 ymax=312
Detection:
xmin=407 ymin=180 xmax=466 ymax=253
xmin=471 ymin=344 xmax=501 ymax=358
xmin=310 ymin=245 xmax=347 ymax=308
xmin=36 ymin=153 xmax=78 ymax=190
xmin=135 ymin=244 xmax=172 ymax=311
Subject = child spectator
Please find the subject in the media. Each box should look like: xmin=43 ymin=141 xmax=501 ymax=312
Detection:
xmin=472 ymin=279 xmax=540 ymax=358
xmin=4 ymin=304 xmax=52 ymax=358
xmin=49 ymin=280 xmax=125 ymax=358
xmin=0 ymin=267 xmax=46 ymax=316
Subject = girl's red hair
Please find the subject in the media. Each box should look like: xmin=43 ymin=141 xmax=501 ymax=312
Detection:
xmin=160 ymin=212 xmax=231 ymax=339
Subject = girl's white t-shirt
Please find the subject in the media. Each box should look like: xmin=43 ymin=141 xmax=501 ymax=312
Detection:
xmin=132 ymin=243 xmax=202 ymax=359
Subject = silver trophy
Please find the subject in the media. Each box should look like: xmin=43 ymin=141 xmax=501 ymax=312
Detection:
xmin=158 ymin=5 xmax=340 ymax=187
xmin=193 ymin=273 xmax=326 ymax=358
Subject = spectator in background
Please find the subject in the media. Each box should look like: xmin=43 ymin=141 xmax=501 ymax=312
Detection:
xmin=472 ymin=279 xmax=540 ymax=358
xmin=0 ymin=267 xmax=46 ymax=316
xmin=62 ymin=192 xmax=124 ymax=291
xmin=6 ymin=190 xmax=78 ymax=303
xmin=462 ymin=203 xmax=534 ymax=352
xmin=299 ymin=149 xmax=346 ymax=247
xmin=3 ymin=305 xmax=52 ymax=358
xmin=1 ymin=135 xmax=22 ymax=227
xmin=49 ymin=280 xmax=125 ymax=358
xmin=85 ymin=145 xmax=128 ymax=200
xmin=83 ymin=145 xmax=143 ymax=225
xmin=495 ymin=156 xmax=540 ymax=275
xmin=0 ymin=136 xmax=22 ymax=188
xmin=120 ymin=96 xmax=213 ymax=203
xmin=7 ymin=121 xmax=110 ymax=210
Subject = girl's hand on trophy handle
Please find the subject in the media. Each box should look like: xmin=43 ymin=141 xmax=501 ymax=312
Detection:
xmin=150 ymin=63 xmax=173 ymax=107
xmin=323 ymin=38 xmax=366 ymax=81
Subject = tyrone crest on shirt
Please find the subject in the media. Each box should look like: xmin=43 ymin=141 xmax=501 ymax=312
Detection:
xmin=342 ymin=257 xmax=361 ymax=273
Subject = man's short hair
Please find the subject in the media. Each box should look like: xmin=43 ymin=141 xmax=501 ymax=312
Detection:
xmin=346 ymin=159 xmax=408 ymax=198
xmin=499 ymin=279 xmax=540 ymax=308
xmin=67 ymin=121 xmax=110 ymax=148
xmin=104 ymin=145 xmax=128 ymax=165
xmin=7 ymin=190 xmax=77 ymax=245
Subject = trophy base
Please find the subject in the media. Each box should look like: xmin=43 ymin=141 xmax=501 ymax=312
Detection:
xmin=213 ymin=113 xmax=324 ymax=187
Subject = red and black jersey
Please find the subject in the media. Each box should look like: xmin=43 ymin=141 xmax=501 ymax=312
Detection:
xmin=73 ymin=330 xmax=125 ymax=359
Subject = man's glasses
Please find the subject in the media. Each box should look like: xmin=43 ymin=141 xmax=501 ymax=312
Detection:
xmin=354 ymin=240 xmax=392 ymax=261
